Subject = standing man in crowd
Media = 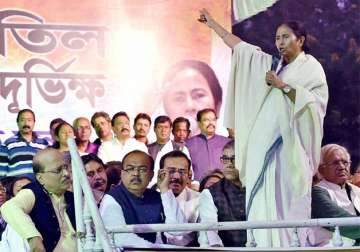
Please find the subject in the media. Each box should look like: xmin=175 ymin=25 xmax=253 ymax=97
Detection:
xmin=172 ymin=117 xmax=191 ymax=150
xmin=98 ymin=112 xmax=147 ymax=163
xmin=100 ymin=150 xmax=186 ymax=248
xmin=4 ymin=109 xmax=48 ymax=180
xmin=73 ymin=117 xmax=98 ymax=155
xmin=148 ymin=116 xmax=191 ymax=187
xmin=186 ymin=108 xmax=230 ymax=180
xmin=133 ymin=113 xmax=152 ymax=145
xmin=0 ymin=143 xmax=8 ymax=178
xmin=91 ymin=111 xmax=113 ymax=147
xmin=1 ymin=148 xmax=76 ymax=251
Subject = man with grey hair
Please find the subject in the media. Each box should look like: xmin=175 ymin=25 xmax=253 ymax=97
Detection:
xmin=1 ymin=148 xmax=75 ymax=251
xmin=310 ymin=144 xmax=360 ymax=246
xmin=73 ymin=117 xmax=98 ymax=155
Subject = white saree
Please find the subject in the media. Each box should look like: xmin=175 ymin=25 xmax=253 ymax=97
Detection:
xmin=224 ymin=42 xmax=328 ymax=247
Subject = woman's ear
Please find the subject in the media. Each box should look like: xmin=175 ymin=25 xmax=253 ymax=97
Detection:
xmin=298 ymin=36 xmax=305 ymax=48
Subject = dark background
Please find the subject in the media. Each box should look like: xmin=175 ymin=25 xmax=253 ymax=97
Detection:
xmin=232 ymin=0 xmax=360 ymax=171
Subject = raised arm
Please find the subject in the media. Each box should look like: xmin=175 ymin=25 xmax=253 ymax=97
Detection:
xmin=198 ymin=9 xmax=242 ymax=49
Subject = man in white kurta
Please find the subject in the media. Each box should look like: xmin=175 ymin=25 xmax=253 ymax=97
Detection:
xmin=224 ymin=41 xmax=328 ymax=247
xmin=97 ymin=112 xmax=148 ymax=163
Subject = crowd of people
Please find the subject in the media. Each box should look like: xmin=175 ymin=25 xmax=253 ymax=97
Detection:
xmin=0 ymin=7 xmax=359 ymax=252
xmin=0 ymin=107 xmax=359 ymax=251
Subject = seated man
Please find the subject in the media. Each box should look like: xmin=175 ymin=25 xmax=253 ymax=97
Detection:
xmin=198 ymin=141 xmax=246 ymax=247
xmin=310 ymin=144 xmax=360 ymax=246
xmin=100 ymin=150 xmax=186 ymax=248
xmin=1 ymin=148 xmax=76 ymax=252
xmin=81 ymin=154 xmax=108 ymax=206
xmin=159 ymin=150 xmax=200 ymax=246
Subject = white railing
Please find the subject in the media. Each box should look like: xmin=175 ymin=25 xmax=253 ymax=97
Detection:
xmin=68 ymin=138 xmax=113 ymax=252
xmin=68 ymin=138 xmax=360 ymax=251
xmin=107 ymin=217 xmax=360 ymax=248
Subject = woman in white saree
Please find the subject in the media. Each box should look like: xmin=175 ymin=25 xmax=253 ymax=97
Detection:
xmin=199 ymin=9 xmax=328 ymax=247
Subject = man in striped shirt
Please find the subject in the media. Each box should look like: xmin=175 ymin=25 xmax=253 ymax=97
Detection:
xmin=4 ymin=109 xmax=48 ymax=180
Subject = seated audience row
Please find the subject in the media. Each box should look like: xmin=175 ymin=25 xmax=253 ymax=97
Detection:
xmin=0 ymin=108 xmax=359 ymax=249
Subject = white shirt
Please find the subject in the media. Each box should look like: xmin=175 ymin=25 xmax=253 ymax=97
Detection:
xmin=148 ymin=140 xmax=192 ymax=188
xmin=98 ymin=138 xmax=148 ymax=163
xmin=0 ymin=225 xmax=29 ymax=252
xmin=317 ymin=180 xmax=359 ymax=215
xmin=165 ymin=187 xmax=200 ymax=246
xmin=198 ymin=189 xmax=224 ymax=247
xmin=100 ymin=189 xmax=186 ymax=248
xmin=309 ymin=180 xmax=360 ymax=246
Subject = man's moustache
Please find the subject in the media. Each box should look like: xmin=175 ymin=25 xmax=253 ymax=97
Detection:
xmin=94 ymin=180 xmax=106 ymax=188
xmin=23 ymin=125 xmax=31 ymax=129
xmin=121 ymin=128 xmax=129 ymax=132
xmin=170 ymin=179 xmax=181 ymax=184
xmin=130 ymin=177 xmax=142 ymax=183
xmin=207 ymin=124 xmax=215 ymax=129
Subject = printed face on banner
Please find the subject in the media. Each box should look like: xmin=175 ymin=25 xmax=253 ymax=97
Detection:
xmin=0 ymin=1 xmax=231 ymax=142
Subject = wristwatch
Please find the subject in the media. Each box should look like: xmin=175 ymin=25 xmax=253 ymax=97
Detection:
xmin=282 ymin=85 xmax=291 ymax=94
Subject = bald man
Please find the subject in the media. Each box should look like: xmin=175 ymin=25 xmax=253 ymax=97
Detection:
xmin=1 ymin=148 xmax=76 ymax=252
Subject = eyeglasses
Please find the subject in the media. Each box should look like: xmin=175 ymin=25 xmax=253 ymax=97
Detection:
xmin=220 ymin=155 xmax=235 ymax=163
xmin=166 ymin=167 xmax=188 ymax=176
xmin=123 ymin=165 xmax=149 ymax=174
xmin=324 ymin=159 xmax=351 ymax=167
xmin=42 ymin=164 xmax=70 ymax=175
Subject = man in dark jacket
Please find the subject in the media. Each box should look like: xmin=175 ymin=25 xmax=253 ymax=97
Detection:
xmin=198 ymin=140 xmax=246 ymax=247
xmin=1 ymin=148 xmax=76 ymax=252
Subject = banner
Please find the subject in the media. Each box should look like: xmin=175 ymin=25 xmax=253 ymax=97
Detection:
xmin=0 ymin=1 xmax=232 ymax=142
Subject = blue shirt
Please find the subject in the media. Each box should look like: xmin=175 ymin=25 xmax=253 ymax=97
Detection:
xmin=4 ymin=133 xmax=48 ymax=180
xmin=0 ymin=143 xmax=8 ymax=178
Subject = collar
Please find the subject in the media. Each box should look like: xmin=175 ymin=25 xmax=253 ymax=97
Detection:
xmin=199 ymin=133 xmax=216 ymax=140
xmin=176 ymin=186 xmax=190 ymax=201
xmin=280 ymin=51 xmax=306 ymax=68
xmin=114 ymin=137 xmax=130 ymax=145
xmin=16 ymin=131 xmax=38 ymax=142
xmin=320 ymin=179 xmax=346 ymax=190
xmin=120 ymin=182 xmax=145 ymax=200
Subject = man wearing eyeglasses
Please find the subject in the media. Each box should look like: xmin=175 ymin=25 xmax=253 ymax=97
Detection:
xmin=198 ymin=140 xmax=246 ymax=247
xmin=100 ymin=150 xmax=186 ymax=248
xmin=159 ymin=150 xmax=200 ymax=246
xmin=1 ymin=147 xmax=76 ymax=252
xmin=310 ymin=144 xmax=360 ymax=247
xmin=147 ymin=116 xmax=192 ymax=188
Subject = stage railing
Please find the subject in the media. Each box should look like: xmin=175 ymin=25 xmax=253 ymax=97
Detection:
xmin=68 ymin=138 xmax=113 ymax=252
xmin=67 ymin=138 xmax=360 ymax=251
